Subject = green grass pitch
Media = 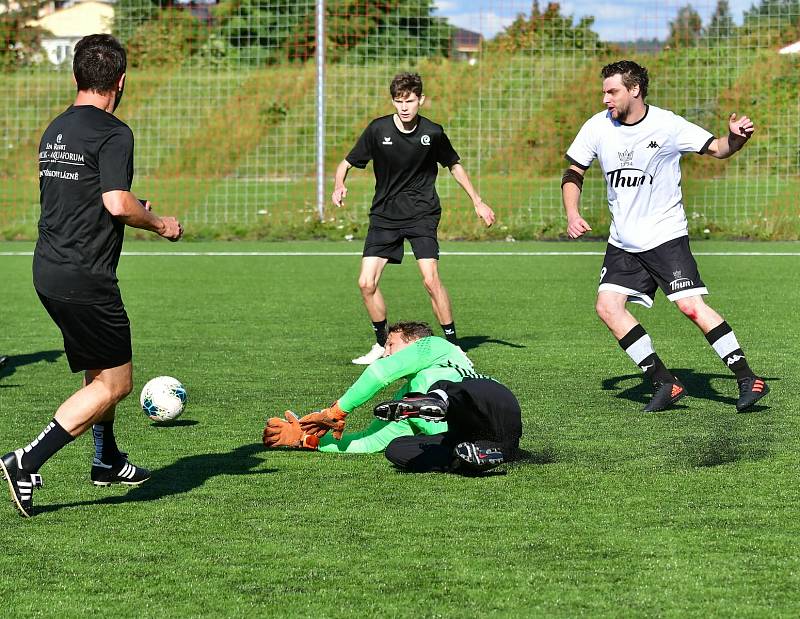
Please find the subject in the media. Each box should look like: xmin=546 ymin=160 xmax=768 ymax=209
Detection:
xmin=1 ymin=239 xmax=798 ymax=617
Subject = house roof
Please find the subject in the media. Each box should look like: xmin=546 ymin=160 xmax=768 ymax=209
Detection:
xmin=29 ymin=0 xmax=113 ymax=38
xmin=778 ymin=40 xmax=800 ymax=54
xmin=453 ymin=28 xmax=482 ymax=52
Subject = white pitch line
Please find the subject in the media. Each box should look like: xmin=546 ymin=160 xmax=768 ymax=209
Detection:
xmin=1 ymin=251 xmax=800 ymax=257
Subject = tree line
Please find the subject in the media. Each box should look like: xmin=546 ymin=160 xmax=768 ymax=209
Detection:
xmin=0 ymin=0 xmax=797 ymax=70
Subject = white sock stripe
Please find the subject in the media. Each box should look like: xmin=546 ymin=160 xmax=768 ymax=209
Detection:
xmin=712 ymin=331 xmax=740 ymax=359
xmin=429 ymin=389 xmax=449 ymax=403
xmin=625 ymin=334 xmax=655 ymax=366
xmin=23 ymin=422 xmax=56 ymax=453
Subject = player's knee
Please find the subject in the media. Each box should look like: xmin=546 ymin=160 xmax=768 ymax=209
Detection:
xmin=108 ymin=374 xmax=133 ymax=403
xmin=421 ymin=274 xmax=441 ymax=294
xmin=358 ymin=277 xmax=378 ymax=295
xmin=595 ymin=298 xmax=619 ymax=325
xmin=676 ymin=298 xmax=701 ymax=321
xmin=384 ymin=439 xmax=407 ymax=468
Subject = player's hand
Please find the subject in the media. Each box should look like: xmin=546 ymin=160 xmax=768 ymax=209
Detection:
xmin=159 ymin=216 xmax=183 ymax=242
xmin=728 ymin=113 xmax=754 ymax=141
xmin=263 ymin=411 xmax=319 ymax=449
xmin=474 ymin=200 xmax=495 ymax=227
xmin=299 ymin=402 xmax=348 ymax=440
xmin=332 ymin=185 xmax=347 ymax=208
xmin=567 ymin=216 xmax=592 ymax=239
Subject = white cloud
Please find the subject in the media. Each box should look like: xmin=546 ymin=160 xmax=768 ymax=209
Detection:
xmin=445 ymin=12 xmax=516 ymax=39
xmin=432 ymin=0 xmax=460 ymax=12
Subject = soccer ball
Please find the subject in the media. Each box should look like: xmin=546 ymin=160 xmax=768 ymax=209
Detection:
xmin=140 ymin=376 xmax=187 ymax=422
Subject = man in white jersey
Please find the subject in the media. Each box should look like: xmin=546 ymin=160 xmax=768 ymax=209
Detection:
xmin=561 ymin=60 xmax=768 ymax=413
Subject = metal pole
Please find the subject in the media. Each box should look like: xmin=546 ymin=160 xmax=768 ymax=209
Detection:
xmin=315 ymin=0 xmax=325 ymax=222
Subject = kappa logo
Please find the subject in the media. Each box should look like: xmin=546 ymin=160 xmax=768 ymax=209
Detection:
xmin=382 ymin=137 xmax=393 ymax=146
xmin=669 ymin=269 xmax=694 ymax=292
xmin=618 ymin=148 xmax=634 ymax=167
xmin=647 ymin=141 xmax=659 ymax=149
xmin=727 ymin=354 xmax=744 ymax=366
xmin=421 ymin=134 xmax=431 ymax=146
xmin=640 ymin=362 xmax=654 ymax=372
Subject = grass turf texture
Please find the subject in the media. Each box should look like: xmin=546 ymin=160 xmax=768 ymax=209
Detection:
xmin=0 ymin=239 xmax=798 ymax=617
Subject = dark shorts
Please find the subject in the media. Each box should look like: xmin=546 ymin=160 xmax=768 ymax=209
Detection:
xmin=363 ymin=220 xmax=439 ymax=264
xmin=598 ymin=236 xmax=708 ymax=308
xmin=37 ymin=292 xmax=132 ymax=373
xmin=384 ymin=378 xmax=522 ymax=473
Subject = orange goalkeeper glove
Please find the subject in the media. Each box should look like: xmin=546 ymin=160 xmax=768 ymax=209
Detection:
xmin=262 ymin=411 xmax=320 ymax=449
xmin=298 ymin=402 xmax=348 ymax=440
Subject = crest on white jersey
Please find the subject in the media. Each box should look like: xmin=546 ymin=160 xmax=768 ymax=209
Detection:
xmin=618 ymin=148 xmax=634 ymax=167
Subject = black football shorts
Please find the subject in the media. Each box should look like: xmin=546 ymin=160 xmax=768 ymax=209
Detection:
xmin=598 ymin=235 xmax=708 ymax=307
xmin=363 ymin=219 xmax=440 ymax=264
xmin=37 ymin=292 xmax=132 ymax=373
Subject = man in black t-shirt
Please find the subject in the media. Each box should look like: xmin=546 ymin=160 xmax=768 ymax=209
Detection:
xmin=0 ymin=35 xmax=182 ymax=518
xmin=332 ymin=72 xmax=495 ymax=365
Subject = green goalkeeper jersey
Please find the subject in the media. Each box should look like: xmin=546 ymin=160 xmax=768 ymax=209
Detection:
xmin=338 ymin=336 xmax=476 ymax=412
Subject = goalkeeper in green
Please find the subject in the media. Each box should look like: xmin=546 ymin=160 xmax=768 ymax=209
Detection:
xmin=262 ymin=321 xmax=477 ymax=453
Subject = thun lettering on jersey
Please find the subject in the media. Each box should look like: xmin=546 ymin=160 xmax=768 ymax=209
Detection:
xmin=566 ymin=104 xmax=714 ymax=252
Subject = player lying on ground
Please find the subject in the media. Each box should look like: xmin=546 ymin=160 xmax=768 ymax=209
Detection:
xmin=561 ymin=59 xmax=768 ymax=413
xmin=263 ymin=321 xmax=482 ymax=454
xmin=375 ymin=377 xmax=522 ymax=474
xmin=332 ymin=72 xmax=495 ymax=365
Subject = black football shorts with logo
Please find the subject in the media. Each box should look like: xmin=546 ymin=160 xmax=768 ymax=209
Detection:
xmin=598 ymin=235 xmax=707 ymax=307
xmin=363 ymin=217 xmax=440 ymax=264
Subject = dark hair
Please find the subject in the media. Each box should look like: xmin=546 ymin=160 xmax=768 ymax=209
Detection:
xmin=388 ymin=321 xmax=433 ymax=342
xmin=389 ymin=72 xmax=423 ymax=98
xmin=73 ymin=34 xmax=126 ymax=93
xmin=601 ymin=60 xmax=649 ymax=99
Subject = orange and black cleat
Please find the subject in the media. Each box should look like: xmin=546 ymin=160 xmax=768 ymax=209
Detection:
xmin=644 ymin=380 xmax=686 ymax=412
xmin=736 ymin=376 xmax=769 ymax=412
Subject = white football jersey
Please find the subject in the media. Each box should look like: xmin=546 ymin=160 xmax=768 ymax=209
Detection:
xmin=566 ymin=105 xmax=713 ymax=252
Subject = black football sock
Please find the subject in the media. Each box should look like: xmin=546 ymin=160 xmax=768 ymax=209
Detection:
xmin=441 ymin=322 xmax=458 ymax=345
xmin=93 ymin=419 xmax=123 ymax=464
xmin=19 ymin=418 xmax=74 ymax=474
xmin=705 ymin=321 xmax=756 ymax=381
xmin=372 ymin=320 xmax=388 ymax=347
xmin=618 ymin=324 xmax=674 ymax=384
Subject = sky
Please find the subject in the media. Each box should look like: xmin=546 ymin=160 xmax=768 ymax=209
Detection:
xmin=433 ymin=0 xmax=757 ymax=42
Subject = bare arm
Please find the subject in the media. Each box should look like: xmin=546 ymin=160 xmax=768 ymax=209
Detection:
xmin=704 ymin=113 xmax=754 ymax=159
xmin=448 ymin=163 xmax=495 ymax=227
xmin=102 ymin=191 xmax=182 ymax=241
xmin=561 ymin=165 xmax=592 ymax=239
xmin=332 ymin=159 xmax=352 ymax=207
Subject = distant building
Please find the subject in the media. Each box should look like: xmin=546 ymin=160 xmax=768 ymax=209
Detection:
xmin=452 ymin=27 xmax=482 ymax=63
xmin=28 ymin=0 xmax=114 ymax=65
xmin=778 ymin=40 xmax=800 ymax=54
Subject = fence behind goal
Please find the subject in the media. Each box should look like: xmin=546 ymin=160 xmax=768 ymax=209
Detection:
xmin=0 ymin=0 xmax=798 ymax=239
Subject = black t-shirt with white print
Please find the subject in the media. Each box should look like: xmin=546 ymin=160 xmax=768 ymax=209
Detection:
xmin=34 ymin=105 xmax=134 ymax=304
xmin=346 ymin=114 xmax=460 ymax=228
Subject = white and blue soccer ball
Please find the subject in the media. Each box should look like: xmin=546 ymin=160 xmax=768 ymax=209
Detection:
xmin=140 ymin=376 xmax=187 ymax=422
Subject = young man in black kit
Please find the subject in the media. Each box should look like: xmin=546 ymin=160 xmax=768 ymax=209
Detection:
xmin=332 ymin=72 xmax=495 ymax=365
xmin=0 ymin=34 xmax=183 ymax=517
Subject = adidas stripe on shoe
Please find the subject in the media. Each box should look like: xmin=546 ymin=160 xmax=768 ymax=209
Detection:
xmin=644 ymin=381 xmax=686 ymax=412
xmin=736 ymin=376 xmax=769 ymax=412
xmin=1 ymin=449 xmax=43 ymax=518
xmin=91 ymin=455 xmax=151 ymax=487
